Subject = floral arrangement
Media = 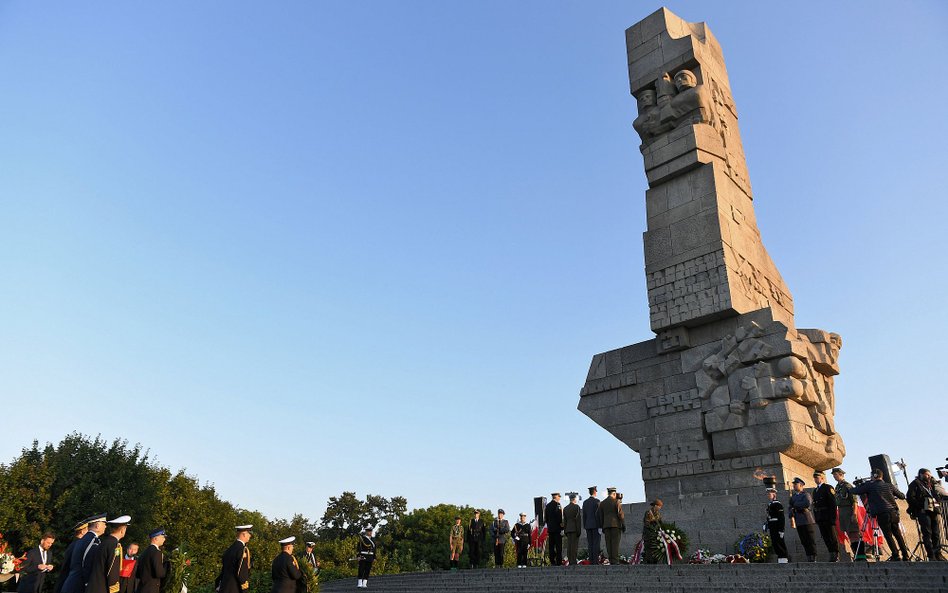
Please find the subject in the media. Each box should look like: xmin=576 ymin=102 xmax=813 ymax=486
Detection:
xmin=297 ymin=555 xmax=319 ymax=593
xmin=734 ymin=531 xmax=771 ymax=563
xmin=687 ymin=548 xmax=728 ymax=564
xmin=645 ymin=522 xmax=689 ymax=565
xmin=0 ymin=533 xmax=25 ymax=575
xmin=161 ymin=548 xmax=192 ymax=593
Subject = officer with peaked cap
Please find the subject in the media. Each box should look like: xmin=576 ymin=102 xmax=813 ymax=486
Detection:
xmin=303 ymin=542 xmax=318 ymax=572
xmin=544 ymin=494 xmax=563 ymax=566
xmin=763 ymin=488 xmax=788 ymax=563
xmin=55 ymin=518 xmax=91 ymax=593
xmin=811 ymin=470 xmax=839 ymax=561
xmin=563 ymin=493 xmax=583 ymax=566
xmin=597 ymin=487 xmax=623 ymax=565
xmin=356 ymin=526 xmax=376 ymax=589
xmin=789 ymin=477 xmax=817 ymax=561
xmin=62 ymin=514 xmax=107 ymax=593
xmin=218 ymin=525 xmax=252 ymax=593
xmin=87 ymin=516 xmax=131 ymax=593
xmin=134 ymin=529 xmax=168 ymax=593
xmin=270 ymin=537 xmax=302 ymax=593
xmin=582 ymin=486 xmax=601 ymax=564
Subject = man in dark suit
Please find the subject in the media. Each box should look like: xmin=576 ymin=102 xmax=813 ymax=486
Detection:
xmin=582 ymin=486 xmax=601 ymax=564
xmin=134 ymin=529 xmax=167 ymax=593
xmin=62 ymin=513 xmax=107 ymax=593
xmin=544 ymin=493 xmax=564 ymax=566
xmin=55 ymin=520 xmax=89 ymax=593
xmin=467 ymin=511 xmax=485 ymax=569
xmin=596 ymin=487 xmax=623 ymax=564
xmin=87 ymin=516 xmax=131 ymax=593
xmin=18 ymin=533 xmax=56 ymax=593
xmin=269 ymin=537 xmax=302 ymax=593
xmin=563 ymin=493 xmax=583 ymax=566
xmin=217 ymin=525 xmax=252 ymax=593
xmin=811 ymin=470 xmax=839 ymax=561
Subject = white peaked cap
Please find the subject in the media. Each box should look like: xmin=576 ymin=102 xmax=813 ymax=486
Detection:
xmin=278 ymin=536 xmax=295 ymax=545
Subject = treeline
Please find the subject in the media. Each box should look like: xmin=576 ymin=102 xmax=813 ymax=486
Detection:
xmin=0 ymin=434 xmax=508 ymax=590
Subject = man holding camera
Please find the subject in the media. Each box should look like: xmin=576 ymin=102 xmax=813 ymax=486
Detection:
xmin=853 ymin=469 xmax=910 ymax=561
xmin=907 ymin=468 xmax=947 ymax=561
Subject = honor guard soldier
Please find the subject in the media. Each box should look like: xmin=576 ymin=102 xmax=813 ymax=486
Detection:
xmin=582 ymin=487 xmax=601 ymax=564
xmin=490 ymin=509 xmax=510 ymax=567
xmin=55 ymin=519 xmax=89 ymax=593
xmin=596 ymin=487 xmax=622 ymax=565
xmin=811 ymin=470 xmax=840 ymax=561
xmin=17 ymin=532 xmax=56 ymax=593
xmin=87 ymin=515 xmax=131 ymax=593
xmin=218 ymin=525 xmax=252 ymax=593
xmin=448 ymin=516 xmax=464 ymax=570
xmin=270 ymin=537 xmax=302 ymax=593
xmin=788 ymin=478 xmax=817 ymax=562
xmin=764 ymin=488 xmax=788 ymax=563
xmin=356 ymin=526 xmax=376 ymax=589
xmin=303 ymin=542 xmax=318 ymax=573
xmin=467 ymin=511 xmax=485 ymax=569
xmin=563 ymin=493 xmax=582 ymax=566
xmin=62 ymin=513 xmax=107 ymax=593
xmin=544 ymin=494 xmax=563 ymax=566
xmin=512 ymin=513 xmax=530 ymax=569
xmin=135 ymin=529 xmax=167 ymax=593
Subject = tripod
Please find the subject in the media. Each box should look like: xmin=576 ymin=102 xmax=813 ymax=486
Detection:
xmin=854 ymin=511 xmax=885 ymax=562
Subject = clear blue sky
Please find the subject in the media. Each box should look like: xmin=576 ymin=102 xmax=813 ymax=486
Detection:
xmin=2 ymin=0 xmax=946 ymax=524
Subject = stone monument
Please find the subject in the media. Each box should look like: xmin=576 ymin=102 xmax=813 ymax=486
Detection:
xmin=578 ymin=7 xmax=845 ymax=553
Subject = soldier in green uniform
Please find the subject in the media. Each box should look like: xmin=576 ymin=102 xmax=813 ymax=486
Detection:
xmin=832 ymin=468 xmax=860 ymax=560
xmin=448 ymin=516 xmax=464 ymax=570
xmin=596 ymin=487 xmax=623 ymax=565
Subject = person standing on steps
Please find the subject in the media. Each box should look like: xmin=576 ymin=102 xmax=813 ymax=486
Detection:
xmin=467 ymin=511 xmax=485 ymax=569
xmin=582 ymin=486 xmax=601 ymax=565
xmin=512 ymin=513 xmax=531 ymax=569
xmin=789 ymin=477 xmax=817 ymax=562
xmin=490 ymin=510 xmax=510 ymax=568
xmin=812 ymin=470 xmax=840 ymax=562
xmin=764 ymin=488 xmax=788 ymax=564
xmin=448 ymin=516 xmax=464 ymax=570
xmin=832 ymin=468 xmax=861 ymax=561
xmin=563 ymin=493 xmax=583 ymax=566
xmin=543 ymin=494 xmax=564 ymax=566
xmin=597 ymin=487 xmax=622 ymax=565
xmin=356 ymin=526 xmax=376 ymax=589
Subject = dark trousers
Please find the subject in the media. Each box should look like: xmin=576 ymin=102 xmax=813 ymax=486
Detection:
xmin=603 ymin=527 xmax=621 ymax=564
xmin=469 ymin=540 xmax=481 ymax=568
xmin=875 ymin=511 xmax=909 ymax=559
xmin=768 ymin=527 xmax=788 ymax=560
xmin=585 ymin=528 xmax=601 ymax=564
xmin=565 ymin=532 xmax=580 ymax=565
xmin=494 ymin=543 xmax=504 ymax=566
xmin=918 ymin=511 xmax=944 ymax=560
xmin=547 ymin=531 xmax=562 ymax=566
xmin=816 ymin=520 xmax=839 ymax=556
xmin=357 ymin=559 xmax=373 ymax=580
xmin=515 ymin=538 xmax=529 ymax=566
xmin=796 ymin=523 xmax=817 ymax=557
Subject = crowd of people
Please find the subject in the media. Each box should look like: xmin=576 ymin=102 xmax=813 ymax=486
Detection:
xmin=7 ymin=467 xmax=945 ymax=593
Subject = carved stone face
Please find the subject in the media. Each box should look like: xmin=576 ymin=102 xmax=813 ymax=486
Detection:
xmin=673 ymin=70 xmax=697 ymax=91
xmin=636 ymin=89 xmax=657 ymax=110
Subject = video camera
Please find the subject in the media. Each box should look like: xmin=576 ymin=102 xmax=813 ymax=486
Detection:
xmin=852 ymin=476 xmax=870 ymax=487
xmin=935 ymin=459 xmax=948 ymax=480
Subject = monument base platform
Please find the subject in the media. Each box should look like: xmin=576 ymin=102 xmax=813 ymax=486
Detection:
xmin=320 ymin=563 xmax=948 ymax=592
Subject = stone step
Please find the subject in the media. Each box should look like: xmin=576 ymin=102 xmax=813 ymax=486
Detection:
xmin=319 ymin=563 xmax=948 ymax=592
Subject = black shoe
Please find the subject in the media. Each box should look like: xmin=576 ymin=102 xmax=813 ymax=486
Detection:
xmin=887 ymin=556 xmax=902 ymax=562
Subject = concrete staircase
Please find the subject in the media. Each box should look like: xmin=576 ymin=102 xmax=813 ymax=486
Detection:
xmin=320 ymin=563 xmax=948 ymax=592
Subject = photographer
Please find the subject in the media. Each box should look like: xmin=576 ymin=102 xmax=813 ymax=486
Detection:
xmin=907 ymin=468 xmax=947 ymax=561
xmin=852 ymin=468 xmax=910 ymax=561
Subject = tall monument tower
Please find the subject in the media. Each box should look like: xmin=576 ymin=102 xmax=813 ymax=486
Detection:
xmin=578 ymin=7 xmax=844 ymax=551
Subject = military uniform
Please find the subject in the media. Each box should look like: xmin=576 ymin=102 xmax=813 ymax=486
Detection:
xmin=563 ymin=497 xmax=582 ymax=566
xmin=596 ymin=489 xmax=623 ymax=565
xmin=490 ymin=513 xmax=510 ymax=567
xmin=269 ymin=551 xmax=301 ymax=593
xmin=765 ymin=493 xmax=788 ymax=562
xmin=62 ymin=530 xmax=101 ymax=593
xmin=812 ymin=476 xmax=840 ymax=561
xmin=789 ymin=480 xmax=817 ymax=561
xmin=512 ymin=517 xmax=530 ymax=568
xmin=134 ymin=544 xmax=166 ymax=593
xmin=582 ymin=488 xmax=601 ymax=564
xmin=87 ymin=527 xmax=127 ymax=593
xmin=833 ymin=474 xmax=860 ymax=558
xmin=356 ymin=531 xmax=376 ymax=589
xmin=468 ymin=515 xmax=485 ymax=568
xmin=55 ymin=527 xmax=87 ymax=593
xmin=544 ymin=497 xmax=563 ymax=566
xmin=218 ymin=527 xmax=251 ymax=593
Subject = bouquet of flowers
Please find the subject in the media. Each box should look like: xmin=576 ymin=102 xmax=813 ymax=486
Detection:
xmin=688 ymin=548 xmax=728 ymax=564
xmin=646 ymin=522 xmax=688 ymax=565
xmin=734 ymin=532 xmax=771 ymax=563
xmin=161 ymin=548 xmax=192 ymax=593
xmin=296 ymin=555 xmax=319 ymax=593
xmin=0 ymin=533 xmax=25 ymax=575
